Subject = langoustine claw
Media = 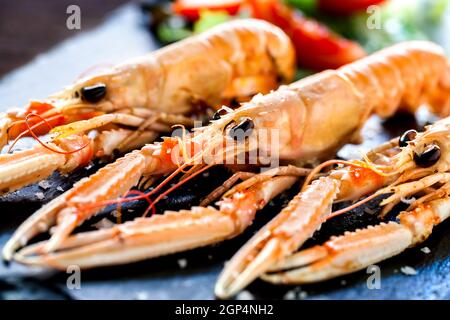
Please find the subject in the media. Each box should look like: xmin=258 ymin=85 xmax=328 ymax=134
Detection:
xmin=216 ymin=117 xmax=450 ymax=298
xmin=12 ymin=173 xmax=301 ymax=268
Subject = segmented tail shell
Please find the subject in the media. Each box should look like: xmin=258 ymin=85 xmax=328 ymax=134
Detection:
xmin=339 ymin=41 xmax=450 ymax=118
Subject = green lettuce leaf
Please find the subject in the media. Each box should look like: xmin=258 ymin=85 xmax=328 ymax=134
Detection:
xmin=193 ymin=10 xmax=232 ymax=34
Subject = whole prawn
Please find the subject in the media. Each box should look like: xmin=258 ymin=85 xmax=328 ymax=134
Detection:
xmin=0 ymin=19 xmax=295 ymax=194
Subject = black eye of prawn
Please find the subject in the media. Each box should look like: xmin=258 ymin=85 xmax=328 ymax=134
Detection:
xmin=413 ymin=144 xmax=441 ymax=168
xmin=399 ymin=129 xmax=418 ymax=147
xmin=80 ymin=83 xmax=107 ymax=103
xmin=228 ymin=117 xmax=254 ymax=141
xmin=212 ymin=107 xmax=229 ymax=120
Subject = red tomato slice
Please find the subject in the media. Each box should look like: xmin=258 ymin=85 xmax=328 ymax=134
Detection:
xmin=318 ymin=0 xmax=386 ymax=15
xmin=248 ymin=0 xmax=366 ymax=70
xmin=289 ymin=17 xmax=367 ymax=70
xmin=173 ymin=0 xmax=243 ymax=21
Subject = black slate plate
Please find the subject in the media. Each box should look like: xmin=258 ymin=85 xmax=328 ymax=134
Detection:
xmin=0 ymin=4 xmax=449 ymax=300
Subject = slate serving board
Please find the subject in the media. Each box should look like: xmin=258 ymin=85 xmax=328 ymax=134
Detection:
xmin=0 ymin=4 xmax=449 ymax=300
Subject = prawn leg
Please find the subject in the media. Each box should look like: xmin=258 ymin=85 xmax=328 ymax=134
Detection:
xmin=263 ymin=196 xmax=449 ymax=284
xmin=215 ymin=176 xmax=340 ymax=298
xmin=0 ymin=111 xmax=188 ymax=194
xmin=11 ymin=175 xmax=299 ymax=269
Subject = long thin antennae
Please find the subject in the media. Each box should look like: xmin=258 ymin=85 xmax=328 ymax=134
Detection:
xmin=179 ymin=161 xmax=208 ymax=180
xmin=9 ymin=106 xmax=61 ymax=129
xmin=78 ymin=161 xmax=193 ymax=215
xmin=125 ymin=190 xmax=156 ymax=217
xmin=142 ymin=164 xmax=213 ymax=217
xmin=324 ymin=191 xmax=381 ymax=222
xmin=7 ymin=114 xmax=63 ymax=153
xmin=302 ymin=160 xmax=364 ymax=191
xmin=146 ymin=162 xmax=192 ymax=198
xmin=79 ymin=128 xmax=223 ymax=216
xmin=116 ymin=189 xmax=158 ymax=224
xmin=360 ymin=151 xmax=400 ymax=177
xmin=23 ymin=114 xmax=89 ymax=155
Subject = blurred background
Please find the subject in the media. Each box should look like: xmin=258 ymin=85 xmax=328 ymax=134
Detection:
xmin=1 ymin=0 xmax=448 ymax=108
xmin=1 ymin=0 xmax=449 ymax=77
xmin=0 ymin=0 xmax=128 ymax=75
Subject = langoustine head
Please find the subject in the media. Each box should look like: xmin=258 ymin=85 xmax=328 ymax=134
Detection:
xmin=337 ymin=117 xmax=450 ymax=215
xmin=48 ymin=58 xmax=156 ymax=116
xmin=371 ymin=117 xmax=450 ymax=181
xmin=177 ymin=87 xmax=308 ymax=170
xmin=305 ymin=117 xmax=450 ymax=206
xmin=47 ymin=18 xmax=297 ymax=117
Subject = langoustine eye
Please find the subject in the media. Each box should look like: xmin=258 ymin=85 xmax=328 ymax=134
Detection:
xmin=399 ymin=129 xmax=417 ymax=147
xmin=228 ymin=117 xmax=254 ymax=141
xmin=413 ymin=144 xmax=441 ymax=168
xmin=212 ymin=107 xmax=230 ymax=120
xmin=80 ymin=83 xmax=107 ymax=103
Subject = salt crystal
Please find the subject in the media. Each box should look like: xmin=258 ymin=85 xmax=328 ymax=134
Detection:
xmin=400 ymin=266 xmax=417 ymax=276
xmin=420 ymin=247 xmax=431 ymax=254
xmin=35 ymin=192 xmax=45 ymax=200
xmin=283 ymin=287 xmax=306 ymax=300
xmin=92 ymin=218 xmax=115 ymax=230
xmin=38 ymin=180 xmax=51 ymax=190
xmin=111 ymin=210 xmax=120 ymax=217
xmin=236 ymin=290 xmax=253 ymax=300
xmin=283 ymin=290 xmax=296 ymax=300
xmin=177 ymin=259 xmax=187 ymax=269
